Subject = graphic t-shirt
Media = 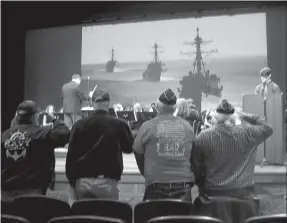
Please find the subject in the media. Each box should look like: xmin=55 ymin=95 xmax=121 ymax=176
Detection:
xmin=133 ymin=114 xmax=195 ymax=186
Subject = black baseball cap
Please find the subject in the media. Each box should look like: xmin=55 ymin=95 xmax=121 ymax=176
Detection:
xmin=16 ymin=100 xmax=40 ymax=116
xmin=92 ymin=88 xmax=110 ymax=102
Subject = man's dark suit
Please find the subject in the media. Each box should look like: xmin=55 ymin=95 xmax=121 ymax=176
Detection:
xmin=61 ymin=81 xmax=86 ymax=130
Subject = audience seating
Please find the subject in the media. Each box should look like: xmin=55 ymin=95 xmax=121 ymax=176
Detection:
xmin=134 ymin=199 xmax=192 ymax=223
xmin=13 ymin=195 xmax=71 ymax=223
xmin=191 ymin=196 xmax=259 ymax=223
xmin=1 ymin=201 xmax=15 ymax=215
xmin=244 ymin=214 xmax=287 ymax=223
xmin=71 ymin=199 xmax=133 ymax=223
xmin=1 ymin=215 xmax=30 ymax=223
xmin=147 ymin=216 xmax=223 ymax=223
xmin=48 ymin=216 xmax=126 ymax=223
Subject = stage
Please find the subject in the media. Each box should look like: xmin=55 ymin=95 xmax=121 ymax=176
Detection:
xmin=52 ymin=149 xmax=286 ymax=214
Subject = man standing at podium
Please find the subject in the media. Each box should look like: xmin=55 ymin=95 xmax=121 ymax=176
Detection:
xmin=254 ymin=67 xmax=281 ymax=99
xmin=61 ymin=74 xmax=87 ymax=130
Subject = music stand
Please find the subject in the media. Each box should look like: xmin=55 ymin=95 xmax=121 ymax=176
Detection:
xmin=55 ymin=113 xmax=64 ymax=121
xmin=109 ymin=108 xmax=117 ymax=117
xmin=242 ymin=94 xmax=265 ymax=166
xmin=117 ymin=111 xmax=137 ymax=122
xmin=243 ymin=93 xmax=286 ymax=166
xmin=261 ymin=98 xmax=268 ymax=166
xmin=141 ymin=111 xmax=157 ymax=121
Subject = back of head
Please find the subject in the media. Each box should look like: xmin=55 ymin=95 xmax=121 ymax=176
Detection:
xmin=16 ymin=100 xmax=39 ymax=125
xmin=260 ymin=67 xmax=271 ymax=78
xmin=91 ymin=88 xmax=110 ymax=111
xmin=187 ymin=98 xmax=197 ymax=109
xmin=260 ymin=67 xmax=272 ymax=84
xmin=45 ymin=104 xmax=55 ymax=114
xmin=113 ymin=104 xmax=123 ymax=112
xmin=72 ymin=74 xmax=81 ymax=84
xmin=176 ymin=98 xmax=190 ymax=119
xmin=212 ymin=99 xmax=237 ymax=125
xmin=157 ymin=88 xmax=177 ymax=114
xmin=133 ymin=103 xmax=142 ymax=112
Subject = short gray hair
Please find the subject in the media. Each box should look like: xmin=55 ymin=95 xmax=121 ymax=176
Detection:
xmin=72 ymin=74 xmax=81 ymax=80
xmin=156 ymin=100 xmax=175 ymax=114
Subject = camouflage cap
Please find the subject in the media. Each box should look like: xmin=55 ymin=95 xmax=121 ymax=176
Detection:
xmin=159 ymin=88 xmax=177 ymax=106
xmin=216 ymin=99 xmax=235 ymax=114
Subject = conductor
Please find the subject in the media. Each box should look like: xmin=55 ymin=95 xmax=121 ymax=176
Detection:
xmin=61 ymin=74 xmax=87 ymax=130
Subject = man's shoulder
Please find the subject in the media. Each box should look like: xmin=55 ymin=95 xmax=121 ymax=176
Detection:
xmin=142 ymin=117 xmax=158 ymax=129
xmin=62 ymin=81 xmax=76 ymax=89
xmin=111 ymin=115 xmax=128 ymax=126
xmin=2 ymin=125 xmax=47 ymax=141
xmin=178 ymin=117 xmax=193 ymax=128
xmin=255 ymin=84 xmax=261 ymax=90
xmin=72 ymin=118 xmax=87 ymax=129
xmin=2 ymin=128 xmax=12 ymax=141
xmin=198 ymin=126 xmax=216 ymax=137
xmin=271 ymin=81 xmax=281 ymax=90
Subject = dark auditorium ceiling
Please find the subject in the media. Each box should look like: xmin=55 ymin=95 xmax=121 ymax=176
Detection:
xmin=2 ymin=1 xmax=286 ymax=30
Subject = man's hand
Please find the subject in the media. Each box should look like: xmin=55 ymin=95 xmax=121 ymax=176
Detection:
xmin=89 ymin=91 xmax=93 ymax=98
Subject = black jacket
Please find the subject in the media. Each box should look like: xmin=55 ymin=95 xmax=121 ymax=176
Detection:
xmin=61 ymin=81 xmax=86 ymax=115
xmin=66 ymin=110 xmax=134 ymax=186
xmin=1 ymin=119 xmax=70 ymax=191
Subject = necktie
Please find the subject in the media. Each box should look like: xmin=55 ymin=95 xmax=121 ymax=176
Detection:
xmin=262 ymin=83 xmax=267 ymax=99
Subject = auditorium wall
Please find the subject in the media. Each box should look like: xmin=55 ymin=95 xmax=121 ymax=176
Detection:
xmin=266 ymin=7 xmax=286 ymax=98
xmin=23 ymin=6 xmax=286 ymax=113
xmin=24 ymin=25 xmax=82 ymax=110
xmin=2 ymin=5 xmax=285 ymax=131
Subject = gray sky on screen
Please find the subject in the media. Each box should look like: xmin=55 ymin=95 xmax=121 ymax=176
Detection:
xmin=81 ymin=12 xmax=267 ymax=64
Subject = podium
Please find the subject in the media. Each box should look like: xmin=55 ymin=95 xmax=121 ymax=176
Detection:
xmin=243 ymin=94 xmax=286 ymax=165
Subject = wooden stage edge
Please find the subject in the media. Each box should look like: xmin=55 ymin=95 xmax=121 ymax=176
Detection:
xmin=55 ymin=150 xmax=286 ymax=185
xmin=51 ymin=150 xmax=286 ymax=214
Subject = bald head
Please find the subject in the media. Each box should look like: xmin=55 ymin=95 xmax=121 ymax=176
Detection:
xmin=72 ymin=74 xmax=81 ymax=84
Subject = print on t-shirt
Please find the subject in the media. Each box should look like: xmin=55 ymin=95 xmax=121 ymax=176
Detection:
xmin=156 ymin=120 xmax=186 ymax=157
xmin=4 ymin=130 xmax=31 ymax=161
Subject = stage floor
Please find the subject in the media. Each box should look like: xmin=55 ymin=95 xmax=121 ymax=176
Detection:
xmin=53 ymin=150 xmax=286 ymax=213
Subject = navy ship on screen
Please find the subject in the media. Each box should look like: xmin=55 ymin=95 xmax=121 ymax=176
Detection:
xmin=142 ymin=42 xmax=167 ymax=82
xmin=178 ymin=27 xmax=223 ymax=113
xmin=105 ymin=48 xmax=117 ymax=72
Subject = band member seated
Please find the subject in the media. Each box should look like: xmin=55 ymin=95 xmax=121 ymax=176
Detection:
xmin=133 ymin=103 xmax=143 ymax=112
xmin=113 ymin=103 xmax=124 ymax=113
xmin=1 ymin=100 xmax=70 ymax=201
xmin=61 ymin=74 xmax=87 ymax=130
xmin=133 ymin=89 xmax=195 ymax=201
xmin=191 ymin=99 xmax=273 ymax=223
xmin=254 ymin=67 xmax=281 ymax=99
xmin=65 ymin=88 xmax=134 ymax=200
xmin=187 ymin=98 xmax=200 ymax=121
xmin=149 ymin=102 xmax=158 ymax=113
xmin=43 ymin=105 xmax=56 ymax=126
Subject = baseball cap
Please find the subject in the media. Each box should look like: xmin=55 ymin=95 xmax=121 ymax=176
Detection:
xmin=159 ymin=88 xmax=177 ymax=106
xmin=92 ymin=88 xmax=110 ymax=102
xmin=16 ymin=100 xmax=40 ymax=116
